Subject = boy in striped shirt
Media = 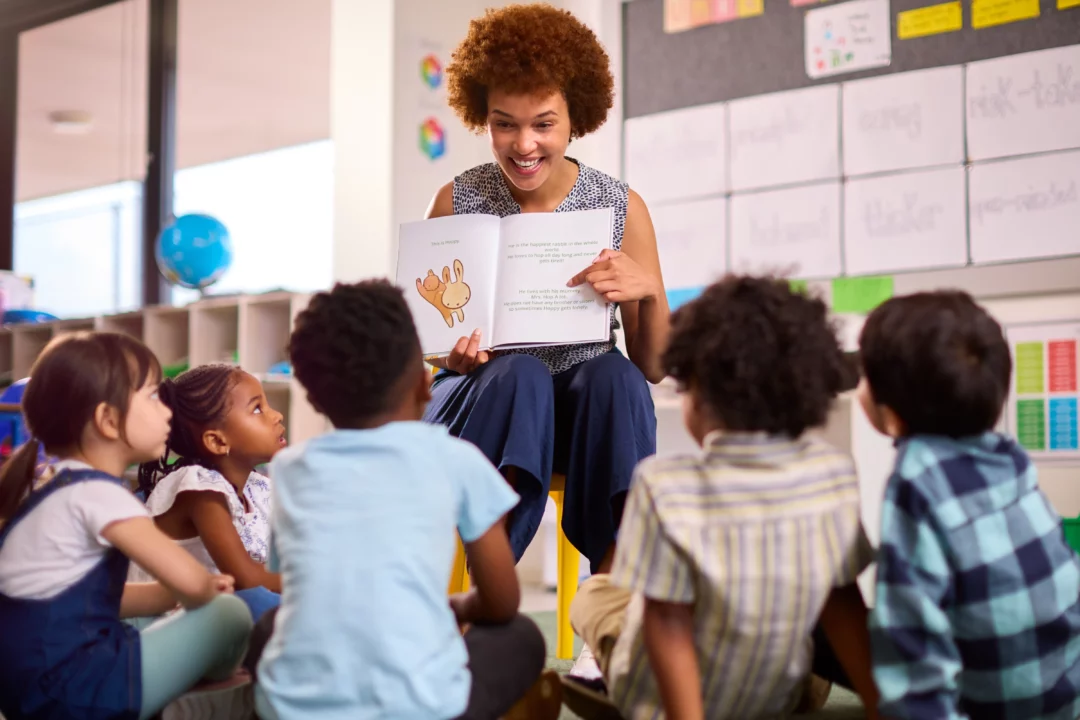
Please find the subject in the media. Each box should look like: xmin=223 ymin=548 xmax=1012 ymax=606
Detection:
xmin=859 ymin=291 xmax=1080 ymax=719
xmin=564 ymin=276 xmax=881 ymax=720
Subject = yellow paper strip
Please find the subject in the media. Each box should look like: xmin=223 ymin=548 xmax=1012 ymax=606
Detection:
xmin=972 ymin=0 xmax=1040 ymax=28
xmin=897 ymin=1 xmax=963 ymax=38
xmin=737 ymin=0 xmax=765 ymax=17
xmin=1059 ymin=0 xmax=1080 ymax=10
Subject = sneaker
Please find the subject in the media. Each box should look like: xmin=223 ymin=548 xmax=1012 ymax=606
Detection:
xmin=504 ymin=669 xmax=562 ymax=720
xmin=568 ymin=644 xmax=603 ymax=681
xmin=560 ymin=675 xmax=623 ymax=720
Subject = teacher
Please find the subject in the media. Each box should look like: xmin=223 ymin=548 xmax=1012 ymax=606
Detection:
xmin=424 ymin=5 xmax=669 ymax=587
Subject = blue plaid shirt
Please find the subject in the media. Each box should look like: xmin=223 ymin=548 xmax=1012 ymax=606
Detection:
xmin=869 ymin=432 xmax=1080 ymax=720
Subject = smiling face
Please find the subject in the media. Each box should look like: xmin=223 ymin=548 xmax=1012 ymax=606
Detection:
xmin=486 ymin=89 xmax=572 ymax=194
xmin=218 ymin=371 xmax=287 ymax=466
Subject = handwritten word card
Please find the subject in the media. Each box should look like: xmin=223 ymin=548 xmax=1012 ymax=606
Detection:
xmin=966 ymin=45 xmax=1080 ymax=162
xmin=969 ymin=150 xmax=1080 ymax=264
xmin=844 ymin=167 xmax=967 ymax=275
xmin=651 ymin=198 xmax=728 ymax=308
xmin=805 ymin=0 xmax=892 ymax=80
xmin=728 ymin=85 xmax=839 ymax=192
xmin=624 ymin=103 xmax=727 ymax=206
xmin=1005 ymin=321 xmax=1080 ymax=459
xmin=730 ymin=182 xmax=842 ymax=279
xmin=842 ymin=66 xmax=964 ymax=176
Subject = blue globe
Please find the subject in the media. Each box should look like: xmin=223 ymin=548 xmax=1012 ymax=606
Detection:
xmin=155 ymin=214 xmax=233 ymax=290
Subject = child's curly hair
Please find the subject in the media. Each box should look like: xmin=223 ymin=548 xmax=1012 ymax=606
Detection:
xmin=663 ymin=276 xmax=848 ymax=438
xmin=447 ymin=3 xmax=614 ymax=138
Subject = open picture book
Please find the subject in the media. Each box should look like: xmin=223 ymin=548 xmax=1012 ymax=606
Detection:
xmin=396 ymin=208 xmax=614 ymax=357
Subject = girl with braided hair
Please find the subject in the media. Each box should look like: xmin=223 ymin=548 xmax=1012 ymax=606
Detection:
xmin=133 ymin=364 xmax=287 ymax=621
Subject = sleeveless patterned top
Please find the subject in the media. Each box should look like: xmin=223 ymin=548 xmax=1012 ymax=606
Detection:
xmin=452 ymin=159 xmax=628 ymax=375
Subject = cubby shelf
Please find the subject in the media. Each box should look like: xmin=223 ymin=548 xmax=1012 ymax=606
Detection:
xmin=1 ymin=292 xmax=328 ymax=444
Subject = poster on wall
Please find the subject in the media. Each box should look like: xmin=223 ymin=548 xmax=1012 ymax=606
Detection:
xmin=804 ymin=0 xmax=892 ymax=79
xmin=1005 ymin=321 xmax=1080 ymax=460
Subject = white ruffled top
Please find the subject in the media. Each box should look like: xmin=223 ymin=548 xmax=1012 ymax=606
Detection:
xmin=128 ymin=465 xmax=272 ymax=581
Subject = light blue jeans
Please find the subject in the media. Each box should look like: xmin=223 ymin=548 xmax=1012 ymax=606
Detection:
xmin=138 ymin=594 xmax=253 ymax=719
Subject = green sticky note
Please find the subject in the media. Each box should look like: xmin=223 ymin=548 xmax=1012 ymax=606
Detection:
xmin=1015 ymin=342 xmax=1045 ymax=394
xmin=789 ymin=279 xmax=809 ymax=295
xmin=1016 ymin=398 xmax=1046 ymax=451
xmin=831 ymin=276 xmax=894 ymax=314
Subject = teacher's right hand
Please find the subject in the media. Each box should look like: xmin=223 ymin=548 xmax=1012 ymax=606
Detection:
xmin=446 ymin=329 xmax=490 ymax=374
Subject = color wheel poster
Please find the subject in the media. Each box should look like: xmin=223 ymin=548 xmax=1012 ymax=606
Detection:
xmin=1005 ymin=321 xmax=1080 ymax=460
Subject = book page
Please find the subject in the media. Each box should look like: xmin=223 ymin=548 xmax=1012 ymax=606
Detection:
xmin=491 ymin=208 xmax=613 ymax=349
xmin=396 ymin=214 xmax=501 ymax=357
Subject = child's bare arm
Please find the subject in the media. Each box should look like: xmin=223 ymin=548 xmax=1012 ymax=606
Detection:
xmin=644 ymin=598 xmax=703 ymax=720
xmin=102 ymin=516 xmax=229 ymax=609
xmin=819 ymin=583 xmax=880 ymax=719
xmin=454 ymin=515 xmax=519 ymax=625
xmin=186 ymin=491 xmax=282 ymax=593
xmin=119 ymin=582 xmax=177 ymax=618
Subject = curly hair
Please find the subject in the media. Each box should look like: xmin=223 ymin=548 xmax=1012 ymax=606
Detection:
xmin=289 ymin=280 xmax=421 ymax=428
xmin=446 ymin=3 xmax=614 ymax=138
xmin=662 ymin=276 xmax=847 ymax=437
xmin=137 ymin=364 xmax=241 ymax=496
xmin=860 ymin=291 xmax=1010 ymax=438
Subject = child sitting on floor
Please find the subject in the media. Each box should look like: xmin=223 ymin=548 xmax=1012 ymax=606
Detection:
xmin=859 ymin=291 xmax=1080 ymax=719
xmin=133 ymin=364 xmax=286 ymax=622
xmin=0 ymin=332 xmax=251 ymax=720
xmin=252 ymin=280 xmax=560 ymax=720
xmin=564 ymin=276 xmax=881 ymax=720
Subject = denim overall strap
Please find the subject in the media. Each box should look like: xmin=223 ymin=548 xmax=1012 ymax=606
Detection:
xmin=0 ymin=466 xmax=141 ymax=720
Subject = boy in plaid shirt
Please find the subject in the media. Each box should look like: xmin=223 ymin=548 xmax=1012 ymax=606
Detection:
xmin=858 ymin=290 xmax=1080 ymax=719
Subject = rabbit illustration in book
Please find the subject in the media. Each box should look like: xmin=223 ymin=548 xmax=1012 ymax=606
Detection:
xmin=416 ymin=269 xmax=456 ymax=328
xmin=441 ymin=259 xmax=471 ymax=325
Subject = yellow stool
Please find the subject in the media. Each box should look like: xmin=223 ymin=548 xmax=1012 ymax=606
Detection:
xmin=448 ymin=473 xmax=580 ymax=660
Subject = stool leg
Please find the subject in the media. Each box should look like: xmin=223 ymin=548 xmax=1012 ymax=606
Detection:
xmin=553 ymin=489 xmax=579 ymax=660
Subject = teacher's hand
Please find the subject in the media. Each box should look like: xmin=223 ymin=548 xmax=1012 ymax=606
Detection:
xmin=446 ymin=329 xmax=491 ymax=374
xmin=567 ymin=249 xmax=661 ymax=303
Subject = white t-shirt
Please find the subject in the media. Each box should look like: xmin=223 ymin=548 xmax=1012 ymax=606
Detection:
xmin=0 ymin=459 xmax=149 ymax=600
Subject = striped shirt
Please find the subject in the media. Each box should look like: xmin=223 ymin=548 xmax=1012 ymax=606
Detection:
xmin=870 ymin=433 xmax=1080 ymax=720
xmin=608 ymin=432 xmax=873 ymax=720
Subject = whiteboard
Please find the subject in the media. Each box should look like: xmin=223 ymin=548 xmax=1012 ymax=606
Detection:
xmin=728 ymin=85 xmax=840 ymax=192
xmin=966 ymin=45 xmax=1080 ymax=162
xmin=969 ymin=150 xmax=1080 ymax=264
xmin=651 ymin=197 xmax=728 ymax=292
xmin=842 ymin=66 xmax=965 ymax=176
xmin=844 ymin=167 xmax=968 ymax=275
xmin=729 ymin=182 xmax=842 ymax=278
xmin=623 ymin=103 xmax=727 ymax=206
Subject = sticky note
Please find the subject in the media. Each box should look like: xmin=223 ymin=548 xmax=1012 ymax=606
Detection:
xmin=737 ymin=0 xmax=765 ymax=16
xmin=897 ymin=1 xmax=963 ymax=38
xmin=789 ymin=279 xmax=810 ymax=295
xmin=830 ymin=276 xmax=894 ymax=314
xmin=972 ymin=0 xmax=1039 ymax=28
xmin=1015 ymin=342 xmax=1045 ymax=394
xmin=1016 ymin=399 xmax=1046 ymax=451
xmin=1060 ymin=0 xmax=1080 ymax=10
xmin=667 ymin=287 xmax=704 ymax=310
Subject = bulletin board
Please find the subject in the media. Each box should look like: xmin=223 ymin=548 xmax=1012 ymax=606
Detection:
xmin=621 ymin=0 xmax=1080 ymax=310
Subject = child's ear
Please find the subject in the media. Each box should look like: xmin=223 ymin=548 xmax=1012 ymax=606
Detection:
xmin=93 ymin=402 xmax=122 ymax=441
xmin=201 ymin=429 xmax=230 ymax=458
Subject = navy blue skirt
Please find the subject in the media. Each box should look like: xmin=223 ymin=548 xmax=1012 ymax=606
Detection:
xmin=423 ymin=350 xmax=657 ymax=573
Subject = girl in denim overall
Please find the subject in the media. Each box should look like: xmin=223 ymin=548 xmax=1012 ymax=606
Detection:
xmin=0 ymin=332 xmax=252 ymax=720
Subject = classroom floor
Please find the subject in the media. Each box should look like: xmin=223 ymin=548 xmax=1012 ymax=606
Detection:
xmin=523 ymin=587 xmax=869 ymax=720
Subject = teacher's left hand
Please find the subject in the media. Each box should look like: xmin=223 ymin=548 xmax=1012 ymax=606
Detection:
xmin=567 ymin=249 xmax=661 ymax=303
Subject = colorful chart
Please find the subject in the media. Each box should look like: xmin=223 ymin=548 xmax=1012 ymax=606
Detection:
xmin=1006 ymin=322 xmax=1080 ymax=459
xmin=664 ymin=0 xmax=763 ymax=33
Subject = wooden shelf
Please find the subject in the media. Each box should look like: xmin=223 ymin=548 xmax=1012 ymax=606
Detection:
xmin=0 ymin=292 xmax=326 ymax=444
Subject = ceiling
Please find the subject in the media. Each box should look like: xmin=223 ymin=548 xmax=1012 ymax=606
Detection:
xmin=15 ymin=0 xmax=330 ymax=202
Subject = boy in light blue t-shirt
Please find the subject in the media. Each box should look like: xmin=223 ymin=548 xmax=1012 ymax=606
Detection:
xmin=251 ymin=280 xmax=560 ymax=720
